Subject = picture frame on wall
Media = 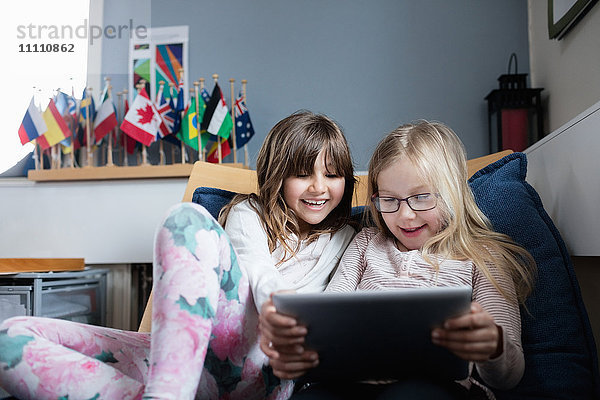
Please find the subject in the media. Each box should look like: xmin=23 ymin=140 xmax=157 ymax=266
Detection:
xmin=128 ymin=25 xmax=189 ymax=104
xmin=548 ymin=0 xmax=598 ymax=39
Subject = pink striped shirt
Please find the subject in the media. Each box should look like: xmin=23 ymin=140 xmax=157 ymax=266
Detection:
xmin=327 ymin=227 xmax=524 ymax=397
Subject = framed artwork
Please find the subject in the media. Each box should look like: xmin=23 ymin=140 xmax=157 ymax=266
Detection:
xmin=129 ymin=26 xmax=189 ymax=104
xmin=548 ymin=0 xmax=598 ymax=39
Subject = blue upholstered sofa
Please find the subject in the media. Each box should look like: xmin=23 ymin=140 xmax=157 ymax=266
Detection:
xmin=188 ymin=153 xmax=600 ymax=399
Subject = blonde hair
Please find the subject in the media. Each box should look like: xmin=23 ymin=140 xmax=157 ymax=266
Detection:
xmin=220 ymin=110 xmax=355 ymax=263
xmin=367 ymin=121 xmax=535 ymax=304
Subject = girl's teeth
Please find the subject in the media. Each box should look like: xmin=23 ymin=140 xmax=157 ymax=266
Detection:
xmin=304 ymin=200 xmax=326 ymax=206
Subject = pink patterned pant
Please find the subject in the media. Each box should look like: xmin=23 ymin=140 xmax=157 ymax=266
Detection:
xmin=0 ymin=203 xmax=293 ymax=400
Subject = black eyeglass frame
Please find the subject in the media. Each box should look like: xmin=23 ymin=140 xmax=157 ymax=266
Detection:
xmin=371 ymin=192 xmax=439 ymax=213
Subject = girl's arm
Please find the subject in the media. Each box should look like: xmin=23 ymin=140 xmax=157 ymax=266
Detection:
xmin=326 ymin=228 xmax=371 ymax=292
xmin=470 ymin=262 xmax=524 ymax=389
xmin=261 ymin=229 xmax=372 ymax=379
xmin=227 ymin=204 xmax=319 ymax=378
xmin=224 ymin=201 xmax=288 ymax=311
xmin=431 ymin=262 xmax=524 ymax=390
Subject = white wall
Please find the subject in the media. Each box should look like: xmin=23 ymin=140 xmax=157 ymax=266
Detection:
xmin=528 ymin=1 xmax=600 ymax=134
xmin=525 ymin=2 xmax=600 ymax=256
xmin=0 ymin=178 xmax=187 ymax=264
xmin=525 ymin=100 xmax=600 ymax=256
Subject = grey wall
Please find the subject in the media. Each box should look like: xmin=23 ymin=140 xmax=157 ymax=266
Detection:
xmin=101 ymin=0 xmax=529 ymax=170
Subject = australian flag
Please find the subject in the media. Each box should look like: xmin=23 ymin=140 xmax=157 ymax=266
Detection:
xmin=233 ymin=93 xmax=255 ymax=149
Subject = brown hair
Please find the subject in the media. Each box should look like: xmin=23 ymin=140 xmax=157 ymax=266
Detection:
xmin=220 ymin=110 xmax=355 ymax=263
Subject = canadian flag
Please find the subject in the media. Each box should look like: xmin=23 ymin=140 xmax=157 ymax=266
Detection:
xmin=120 ymin=88 xmax=160 ymax=146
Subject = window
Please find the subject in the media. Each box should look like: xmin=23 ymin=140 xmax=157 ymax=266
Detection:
xmin=0 ymin=1 xmax=90 ymax=174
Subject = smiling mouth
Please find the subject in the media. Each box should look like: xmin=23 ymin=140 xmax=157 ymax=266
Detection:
xmin=302 ymin=199 xmax=327 ymax=207
xmin=401 ymin=225 xmax=425 ymax=234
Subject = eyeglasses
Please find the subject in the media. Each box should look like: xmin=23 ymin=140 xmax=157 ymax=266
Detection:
xmin=371 ymin=193 xmax=438 ymax=213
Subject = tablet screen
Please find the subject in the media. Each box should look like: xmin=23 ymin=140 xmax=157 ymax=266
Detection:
xmin=273 ymin=286 xmax=472 ymax=382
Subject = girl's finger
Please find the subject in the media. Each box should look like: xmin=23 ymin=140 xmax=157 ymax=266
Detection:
xmin=276 ymin=348 xmax=319 ymax=362
xmin=433 ymin=325 xmax=497 ymax=343
xmin=259 ymin=336 xmax=280 ymax=359
xmin=260 ymin=325 xmax=307 ymax=347
xmin=260 ymin=303 xmax=297 ymax=327
xmin=443 ymin=304 xmax=493 ymax=331
xmin=270 ymin=358 xmax=319 ymax=379
xmin=263 ymin=309 xmax=298 ymax=328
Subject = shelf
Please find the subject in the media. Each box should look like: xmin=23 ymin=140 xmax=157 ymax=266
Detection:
xmin=0 ymin=258 xmax=85 ymax=274
xmin=27 ymin=164 xmax=194 ymax=182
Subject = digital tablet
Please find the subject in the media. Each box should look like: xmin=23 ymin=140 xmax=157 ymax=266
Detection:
xmin=273 ymin=286 xmax=472 ymax=382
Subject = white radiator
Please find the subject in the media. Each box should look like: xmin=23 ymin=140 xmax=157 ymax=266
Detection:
xmin=103 ymin=264 xmax=132 ymax=330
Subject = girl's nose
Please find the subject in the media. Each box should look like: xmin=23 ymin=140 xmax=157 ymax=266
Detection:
xmin=397 ymin=201 xmax=416 ymax=218
xmin=309 ymin=175 xmax=326 ymax=193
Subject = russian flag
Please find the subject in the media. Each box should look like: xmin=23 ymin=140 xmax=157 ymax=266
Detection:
xmin=18 ymin=97 xmax=47 ymax=145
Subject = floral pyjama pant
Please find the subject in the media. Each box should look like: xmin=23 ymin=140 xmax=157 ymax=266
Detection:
xmin=0 ymin=203 xmax=294 ymax=400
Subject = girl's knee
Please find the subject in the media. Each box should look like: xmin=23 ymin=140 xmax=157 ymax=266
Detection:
xmin=0 ymin=316 xmax=63 ymax=340
xmin=0 ymin=316 xmax=31 ymax=332
xmin=165 ymin=202 xmax=217 ymax=221
xmin=155 ymin=203 xmax=230 ymax=259
xmin=160 ymin=202 xmax=224 ymax=236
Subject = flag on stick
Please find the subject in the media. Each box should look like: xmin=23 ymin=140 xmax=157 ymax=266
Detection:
xmin=201 ymin=88 xmax=210 ymax=104
xmin=94 ymin=90 xmax=118 ymax=142
xmin=180 ymin=97 xmax=198 ymax=150
xmin=234 ymin=93 xmax=255 ymax=149
xmin=155 ymin=84 xmax=172 ymax=138
xmin=77 ymin=88 xmax=96 ymax=148
xmin=201 ymin=83 xmax=232 ymax=139
xmin=180 ymin=96 xmax=209 ymax=151
xmin=121 ymin=95 xmax=138 ymax=155
xmin=54 ymin=91 xmax=78 ymax=153
xmin=54 ymin=91 xmax=70 ymax=116
xmin=38 ymin=99 xmax=71 ymax=150
xmin=79 ymin=89 xmax=96 ymax=126
xmin=176 ymin=77 xmax=185 ymax=113
xmin=120 ymin=88 xmax=160 ymax=146
xmin=165 ymin=94 xmax=181 ymax=135
xmin=68 ymin=94 xmax=78 ymax=120
xmin=206 ymin=139 xmax=231 ymax=163
xmin=18 ymin=97 xmax=47 ymax=145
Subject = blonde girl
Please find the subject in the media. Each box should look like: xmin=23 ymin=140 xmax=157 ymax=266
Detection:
xmin=264 ymin=121 xmax=536 ymax=399
xmin=0 ymin=111 xmax=356 ymax=400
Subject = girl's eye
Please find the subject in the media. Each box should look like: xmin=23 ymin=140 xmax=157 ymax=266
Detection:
xmin=325 ymin=174 xmax=339 ymax=178
xmin=414 ymin=194 xmax=431 ymax=201
xmin=296 ymin=174 xmax=309 ymax=178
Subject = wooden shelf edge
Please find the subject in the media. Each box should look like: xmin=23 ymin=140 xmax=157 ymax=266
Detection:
xmin=0 ymin=258 xmax=85 ymax=274
xmin=27 ymin=164 xmax=195 ymax=182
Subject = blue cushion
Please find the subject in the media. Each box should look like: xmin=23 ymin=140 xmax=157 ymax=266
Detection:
xmin=191 ymin=187 xmax=237 ymax=220
xmin=468 ymin=153 xmax=600 ymax=399
xmin=193 ymin=188 xmax=368 ymax=224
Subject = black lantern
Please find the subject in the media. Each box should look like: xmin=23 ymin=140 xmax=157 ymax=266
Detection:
xmin=485 ymin=53 xmax=544 ymax=153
